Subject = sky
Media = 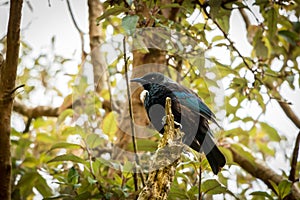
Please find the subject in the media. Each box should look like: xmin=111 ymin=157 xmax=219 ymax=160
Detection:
xmin=1 ymin=0 xmax=300 ymax=177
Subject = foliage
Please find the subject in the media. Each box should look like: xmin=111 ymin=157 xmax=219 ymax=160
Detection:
xmin=1 ymin=0 xmax=299 ymax=199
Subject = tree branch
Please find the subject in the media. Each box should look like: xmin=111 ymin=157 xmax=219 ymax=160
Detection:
xmin=228 ymin=145 xmax=300 ymax=200
xmin=238 ymin=7 xmax=250 ymax=29
xmin=138 ymin=97 xmax=183 ymax=200
xmin=88 ymin=0 xmax=108 ymax=93
xmin=289 ymin=131 xmax=300 ymax=182
xmin=277 ymin=101 xmax=300 ymax=129
xmin=66 ymin=0 xmax=86 ymax=60
xmin=13 ymin=100 xmax=59 ymax=118
xmin=265 ymin=82 xmax=300 ymax=129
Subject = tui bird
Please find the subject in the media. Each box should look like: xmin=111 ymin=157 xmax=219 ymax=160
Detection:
xmin=131 ymin=72 xmax=226 ymax=174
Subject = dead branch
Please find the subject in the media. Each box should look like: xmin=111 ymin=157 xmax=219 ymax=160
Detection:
xmin=138 ymin=97 xmax=183 ymax=200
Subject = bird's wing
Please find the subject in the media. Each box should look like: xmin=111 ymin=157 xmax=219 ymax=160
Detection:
xmin=173 ymin=91 xmax=212 ymax=118
xmin=172 ymin=89 xmax=220 ymax=127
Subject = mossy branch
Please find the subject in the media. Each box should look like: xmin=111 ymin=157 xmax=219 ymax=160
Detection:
xmin=138 ymin=97 xmax=184 ymax=200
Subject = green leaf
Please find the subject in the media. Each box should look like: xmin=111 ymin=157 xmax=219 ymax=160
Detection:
xmin=102 ymin=112 xmax=118 ymax=140
xmin=17 ymin=171 xmax=38 ymax=197
xmin=257 ymin=141 xmax=275 ymax=156
xmin=47 ymin=154 xmax=85 ymax=164
xmin=216 ymin=15 xmax=230 ymax=33
xmin=255 ymin=39 xmax=268 ymax=59
xmin=122 ymin=15 xmax=139 ymax=35
xmin=88 ymin=176 xmax=98 ymax=185
xmin=250 ymin=191 xmax=273 ymax=200
xmin=269 ymin=180 xmax=279 ymax=195
xmin=187 ymin=185 xmax=198 ymax=198
xmin=160 ymin=3 xmax=183 ymax=9
xmin=219 ymin=147 xmax=233 ymax=164
xmin=37 ymin=132 xmax=56 ymax=143
xmin=22 ymin=157 xmax=38 ymax=168
xmin=75 ymin=192 xmax=92 ymax=200
xmin=260 ymin=122 xmax=281 ymax=142
xmin=62 ymin=126 xmax=85 ymax=136
xmin=168 ymin=181 xmax=189 ymax=199
xmin=44 ymin=194 xmax=73 ymax=200
xmin=57 ymin=109 xmax=74 ymax=125
xmin=201 ymin=179 xmax=226 ymax=195
xmin=35 ymin=173 xmax=53 ymax=197
xmin=285 ymin=74 xmax=295 ymax=90
xmin=212 ymin=35 xmax=224 ymax=43
xmin=278 ymin=30 xmax=299 ymax=45
xmin=125 ymin=0 xmax=133 ymax=6
xmin=86 ymin=133 xmax=103 ymax=148
xmin=96 ymin=6 xmax=129 ymax=24
xmin=278 ymin=180 xmax=292 ymax=199
xmin=267 ymin=8 xmax=277 ymax=39
xmin=215 ymin=63 xmax=238 ymax=77
xmin=68 ymin=167 xmax=79 ymax=184
xmin=127 ymin=138 xmax=158 ymax=152
xmin=231 ymin=143 xmax=256 ymax=167
xmin=49 ymin=142 xmax=82 ymax=152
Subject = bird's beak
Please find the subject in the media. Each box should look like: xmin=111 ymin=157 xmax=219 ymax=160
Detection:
xmin=130 ymin=78 xmax=145 ymax=84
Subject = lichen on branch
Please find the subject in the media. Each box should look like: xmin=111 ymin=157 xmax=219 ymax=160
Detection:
xmin=138 ymin=97 xmax=184 ymax=200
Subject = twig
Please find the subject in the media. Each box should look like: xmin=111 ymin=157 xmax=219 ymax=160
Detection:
xmin=9 ymin=84 xmax=24 ymax=95
xmin=25 ymin=0 xmax=33 ymax=12
xmin=242 ymin=0 xmax=262 ymax=25
xmin=265 ymin=82 xmax=300 ymax=129
xmin=198 ymin=155 xmax=202 ymax=200
xmin=123 ymin=36 xmax=139 ymax=193
xmin=66 ymin=0 xmax=86 ymax=59
xmin=289 ymin=131 xmax=300 ymax=182
xmin=23 ymin=117 xmax=32 ymax=133
xmin=277 ymin=101 xmax=300 ymax=129
xmin=238 ymin=7 xmax=250 ymax=29
xmin=83 ymin=139 xmax=105 ymax=194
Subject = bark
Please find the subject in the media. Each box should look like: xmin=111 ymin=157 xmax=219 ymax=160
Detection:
xmin=13 ymin=100 xmax=60 ymax=118
xmin=112 ymin=0 xmax=182 ymax=161
xmin=229 ymin=146 xmax=300 ymax=200
xmin=138 ymin=98 xmax=183 ymax=200
xmin=112 ymin=50 xmax=166 ymax=161
xmin=88 ymin=0 xmax=107 ymax=92
xmin=0 ymin=0 xmax=23 ymax=199
xmin=265 ymin=81 xmax=300 ymax=129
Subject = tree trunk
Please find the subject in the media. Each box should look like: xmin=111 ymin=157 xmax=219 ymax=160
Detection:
xmin=88 ymin=0 xmax=107 ymax=93
xmin=0 ymin=0 xmax=23 ymax=199
xmin=112 ymin=49 xmax=166 ymax=161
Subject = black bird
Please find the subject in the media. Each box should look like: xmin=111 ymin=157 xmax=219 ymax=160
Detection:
xmin=131 ymin=72 xmax=226 ymax=174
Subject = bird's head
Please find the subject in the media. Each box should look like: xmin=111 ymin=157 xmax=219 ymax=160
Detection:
xmin=131 ymin=72 xmax=172 ymax=89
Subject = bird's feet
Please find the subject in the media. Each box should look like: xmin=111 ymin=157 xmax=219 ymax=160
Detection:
xmin=161 ymin=116 xmax=182 ymax=129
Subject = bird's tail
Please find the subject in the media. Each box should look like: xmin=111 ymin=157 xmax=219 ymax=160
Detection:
xmin=198 ymin=132 xmax=226 ymax=175
xmin=205 ymin=144 xmax=226 ymax=175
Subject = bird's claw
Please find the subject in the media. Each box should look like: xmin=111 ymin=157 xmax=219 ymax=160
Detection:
xmin=161 ymin=116 xmax=182 ymax=129
xmin=174 ymin=121 xmax=183 ymax=129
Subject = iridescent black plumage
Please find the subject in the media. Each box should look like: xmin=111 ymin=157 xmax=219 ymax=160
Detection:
xmin=131 ymin=72 xmax=226 ymax=174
